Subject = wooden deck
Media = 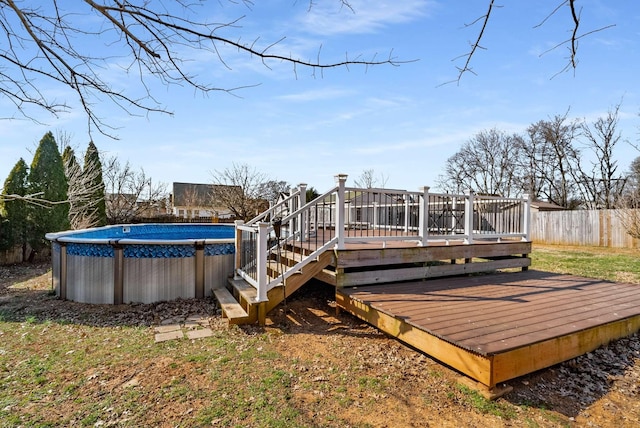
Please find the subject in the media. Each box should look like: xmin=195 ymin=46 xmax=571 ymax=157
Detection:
xmin=336 ymin=269 xmax=640 ymax=392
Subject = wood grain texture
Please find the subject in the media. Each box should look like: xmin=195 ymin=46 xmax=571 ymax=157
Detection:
xmin=337 ymin=270 xmax=640 ymax=387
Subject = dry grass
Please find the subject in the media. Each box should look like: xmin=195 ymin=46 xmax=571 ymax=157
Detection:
xmin=1 ymin=247 xmax=640 ymax=427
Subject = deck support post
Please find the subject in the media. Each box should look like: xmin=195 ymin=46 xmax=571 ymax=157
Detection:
xmin=257 ymin=301 xmax=267 ymax=326
xmin=335 ymin=174 xmax=348 ymax=250
xmin=418 ymin=186 xmax=429 ymax=246
xmin=256 ymin=222 xmax=269 ymax=303
xmin=233 ymin=220 xmax=244 ymax=280
xmin=298 ymin=183 xmax=307 ymax=242
xmin=464 ymin=189 xmax=474 ymax=244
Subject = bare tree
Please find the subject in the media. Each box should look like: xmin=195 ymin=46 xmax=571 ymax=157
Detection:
xmin=0 ymin=1 xmax=404 ymax=136
xmin=522 ymin=113 xmax=582 ymax=208
xmin=353 ymin=169 xmax=388 ymax=189
xmin=614 ymin=161 xmax=640 ymax=238
xmin=210 ymin=163 xmax=273 ymax=221
xmin=63 ymin=148 xmax=105 ymax=229
xmin=103 ymin=156 xmax=167 ymax=224
xmin=436 ymin=128 xmax=523 ymax=197
xmin=614 ymin=157 xmax=640 ymax=240
xmin=179 ymin=185 xmax=209 ymax=220
xmin=577 ymin=103 xmax=627 ymax=209
xmin=258 ymin=180 xmax=292 ymax=205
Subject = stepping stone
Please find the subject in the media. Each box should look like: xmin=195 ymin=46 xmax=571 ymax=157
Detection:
xmin=183 ymin=321 xmax=201 ymax=330
xmin=155 ymin=330 xmax=184 ymax=342
xmin=186 ymin=328 xmax=213 ymax=340
xmin=154 ymin=324 xmax=181 ymax=333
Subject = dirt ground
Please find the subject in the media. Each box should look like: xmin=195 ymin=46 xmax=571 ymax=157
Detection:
xmin=1 ymin=262 xmax=639 ymax=427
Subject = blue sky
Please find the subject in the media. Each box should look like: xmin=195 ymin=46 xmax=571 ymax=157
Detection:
xmin=1 ymin=1 xmax=639 ymax=194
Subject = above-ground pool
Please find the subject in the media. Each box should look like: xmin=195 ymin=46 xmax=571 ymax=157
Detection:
xmin=46 ymin=223 xmax=235 ymax=304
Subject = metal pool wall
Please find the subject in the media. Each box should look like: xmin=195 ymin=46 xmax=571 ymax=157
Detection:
xmin=48 ymin=225 xmax=235 ymax=305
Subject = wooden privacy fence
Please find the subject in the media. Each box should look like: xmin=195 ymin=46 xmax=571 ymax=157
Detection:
xmin=531 ymin=209 xmax=640 ymax=248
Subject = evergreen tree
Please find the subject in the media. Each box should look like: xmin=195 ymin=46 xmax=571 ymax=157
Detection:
xmin=84 ymin=141 xmax=107 ymax=226
xmin=62 ymin=146 xmax=79 ymax=170
xmin=62 ymin=145 xmax=85 ymax=229
xmin=28 ymin=131 xmax=69 ymax=251
xmin=0 ymin=159 xmax=29 ymax=256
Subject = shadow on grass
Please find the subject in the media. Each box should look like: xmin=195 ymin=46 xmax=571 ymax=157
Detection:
xmin=2 ymin=264 xmax=638 ymax=421
xmin=248 ymin=279 xmax=640 ymax=420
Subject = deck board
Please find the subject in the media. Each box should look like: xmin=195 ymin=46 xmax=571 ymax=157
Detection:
xmin=337 ymin=269 xmax=640 ymax=387
xmin=341 ymin=270 xmax=640 ymax=354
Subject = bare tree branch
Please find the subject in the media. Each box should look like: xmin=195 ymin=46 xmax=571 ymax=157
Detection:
xmin=536 ymin=0 xmax=615 ymax=78
xmin=0 ymin=1 xmax=408 ymax=137
xmin=441 ymin=0 xmax=496 ymax=86
xmin=447 ymin=1 xmax=615 ymax=84
xmin=0 ymin=192 xmax=62 ymax=208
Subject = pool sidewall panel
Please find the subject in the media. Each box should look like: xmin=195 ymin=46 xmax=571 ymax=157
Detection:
xmin=47 ymin=224 xmax=236 ymax=304
xmin=66 ymin=254 xmax=115 ymax=304
xmin=123 ymin=257 xmax=195 ymax=304
xmin=51 ymin=243 xmax=61 ymax=296
xmin=205 ymin=254 xmax=234 ymax=292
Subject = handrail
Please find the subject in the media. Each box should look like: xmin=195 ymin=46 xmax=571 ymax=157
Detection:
xmin=246 ymin=187 xmax=302 ymax=226
xmin=280 ymin=185 xmax=337 ymax=224
xmin=235 ymin=175 xmax=532 ymax=305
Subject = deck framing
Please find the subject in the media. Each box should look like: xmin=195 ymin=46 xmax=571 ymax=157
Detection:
xmin=330 ymin=240 xmax=531 ymax=288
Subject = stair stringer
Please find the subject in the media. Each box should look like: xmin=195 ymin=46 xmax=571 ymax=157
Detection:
xmin=265 ymin=250 xmax=334 ymax=313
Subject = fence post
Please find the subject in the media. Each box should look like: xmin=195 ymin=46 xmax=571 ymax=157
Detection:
xmin=419 ymin=186 xmax=429 ymax=246
xmin=522 ymin=193 xmax=531 ymax=242
xmin=234 ymin=220 xmax=244 ymax=279
xmin=256 ymin=222 xmax=269 ymax=303
xmin=465 ymin=189 xmax=474 ymax=244
xmin=335 ymin=174 xmax=348 ymax=250
xmin=298 ymin=183 xmax=307 ymax=241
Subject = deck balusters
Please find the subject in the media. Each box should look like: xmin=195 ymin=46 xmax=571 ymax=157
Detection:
xmin=235 ymin=175 xmax=532 ymax=300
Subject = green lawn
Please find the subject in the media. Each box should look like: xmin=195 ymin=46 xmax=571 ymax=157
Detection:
xmin=531 ymin=244 xmax=640 ymax=284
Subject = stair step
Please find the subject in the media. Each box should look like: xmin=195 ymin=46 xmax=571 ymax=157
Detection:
xmin=271 ymin=248 xmax=312 ymax=262
xmin=228 ymin=277 xmax=258 ymax=303
xmin=213 ymin=287 xmax=249 ymax=324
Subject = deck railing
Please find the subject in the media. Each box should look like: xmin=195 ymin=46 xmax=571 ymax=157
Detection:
xmin=235 ymin=174 xmax=531 ymax=303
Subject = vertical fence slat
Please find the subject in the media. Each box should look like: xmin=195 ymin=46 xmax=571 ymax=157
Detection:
xmin=531 ymin=209 xmax=640 ymax=248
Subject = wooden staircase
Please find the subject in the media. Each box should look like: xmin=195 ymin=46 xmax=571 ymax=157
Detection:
xmin=214 ymin=245 xmax=334 ymax=325
xmin=212 ymin=177 xmax=532 ymax=326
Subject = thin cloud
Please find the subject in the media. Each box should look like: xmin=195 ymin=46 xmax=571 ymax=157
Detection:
xmin=297 ymin=0 xmax=433 ymax=36
xmin=277 ymin=87 xmax=355 ymax=102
